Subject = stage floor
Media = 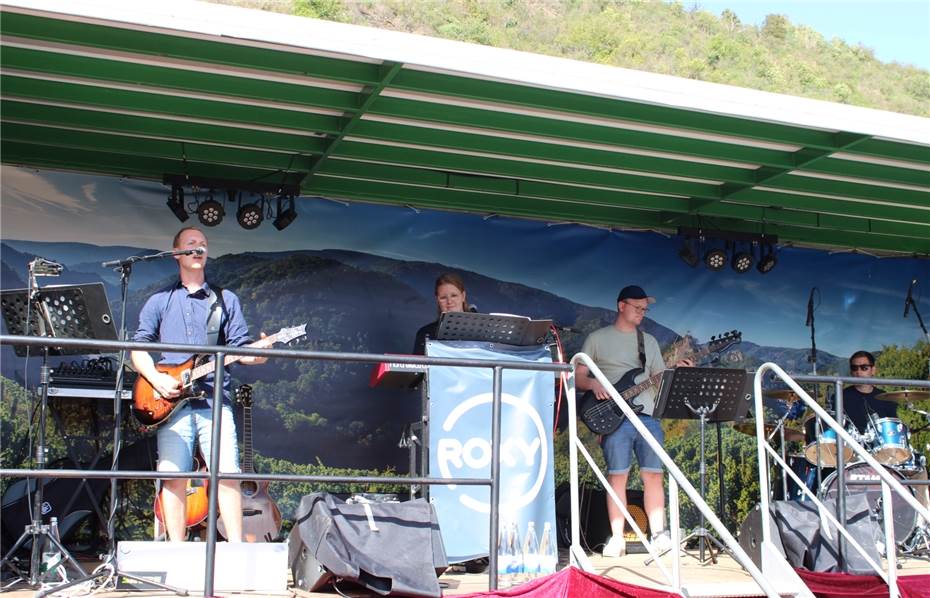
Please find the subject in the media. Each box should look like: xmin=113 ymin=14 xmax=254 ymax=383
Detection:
xmin=2 ymin=549 xmax=928 ymax=597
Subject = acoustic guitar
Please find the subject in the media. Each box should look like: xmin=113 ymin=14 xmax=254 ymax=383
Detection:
xmin=132 ymin=324 xmax=307 ymax=427
xmin=579 ymin=330 xmax=741 ymax=435
xmin=218 ymin=384 xmax=282 ymax=542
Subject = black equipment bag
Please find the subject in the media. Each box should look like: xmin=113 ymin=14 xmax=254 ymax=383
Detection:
xmin=740 ymin=495 xmax=881 ymax=575
xmin=288 ymin=493 xmax=448 ymax=597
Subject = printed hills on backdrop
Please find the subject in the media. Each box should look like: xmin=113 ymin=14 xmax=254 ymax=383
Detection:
xmin=0 ymin=240 xmax=844 ymax=469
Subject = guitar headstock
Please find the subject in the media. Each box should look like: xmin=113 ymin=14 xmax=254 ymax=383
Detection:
xmin=707 ymin=330 xmax=742 ymax=353
xmin=235 ymin=383 xmax=253 ymax=408
xmin=275 ymin=323 xmax=308 ymax=345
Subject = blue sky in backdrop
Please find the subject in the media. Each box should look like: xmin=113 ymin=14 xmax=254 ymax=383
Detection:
xmin=694 ymin=0 xmax=930 ymax=69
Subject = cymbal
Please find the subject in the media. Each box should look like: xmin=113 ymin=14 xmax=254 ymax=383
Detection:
xmin=764 ymin=389 xmax=803 ymax=402
xmin=876 ymin=390 xmax=930 ymax=403
xmin=733 ymin=421 xmax=805 ymax=443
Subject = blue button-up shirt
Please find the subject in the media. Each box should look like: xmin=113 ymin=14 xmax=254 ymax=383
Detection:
xmin=133 ymin=280 xmax=252 ymax=403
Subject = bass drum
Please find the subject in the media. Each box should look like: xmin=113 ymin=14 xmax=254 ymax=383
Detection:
xmin=819 ymin=462 xmax=917 ymax=546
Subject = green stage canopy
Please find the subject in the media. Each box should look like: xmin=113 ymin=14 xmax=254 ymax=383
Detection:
xmin=2 ymin=1 xmax=928 ymax=254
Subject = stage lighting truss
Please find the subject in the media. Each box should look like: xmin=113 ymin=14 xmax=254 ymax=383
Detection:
xmin=731 ymin=243 xmax=754 ymax=274
xmin=757 ymin=243 xmax=778 ymax=274
xmin=196 ymin=190 xmax=225 ymax=227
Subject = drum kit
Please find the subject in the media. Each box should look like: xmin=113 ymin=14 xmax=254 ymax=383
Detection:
xmin=735 ymin=389 xmax=930 ymax=555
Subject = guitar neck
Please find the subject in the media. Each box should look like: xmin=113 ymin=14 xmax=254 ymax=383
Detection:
xmin=242 ymin=404 xmax=254 ymax=474
xmin=618 ymin=343 xmax=716 ymax=401
xmin=189 ymin=335 xmax=277 ymax=383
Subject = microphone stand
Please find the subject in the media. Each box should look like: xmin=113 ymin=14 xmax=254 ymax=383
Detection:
xmin=805 ymin=288 xmax=825 ymax=492
xmin=37 ymin=253 xmax=187 ymax=597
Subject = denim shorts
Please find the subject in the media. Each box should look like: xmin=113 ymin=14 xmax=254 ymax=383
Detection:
xmin=602 ymin=415 xmax=665 ymax=474
xmin=157 ymin=400 xmax=240 ymax=473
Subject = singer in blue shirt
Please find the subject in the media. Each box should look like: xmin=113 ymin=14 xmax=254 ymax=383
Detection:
xmin=131 ymin=226 xmax=269 ymax=542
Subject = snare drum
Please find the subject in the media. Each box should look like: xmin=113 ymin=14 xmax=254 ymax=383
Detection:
xmin=803 ymin=415 xmax=855 ymax=467
xmin=866 ymin=417 xmax=911 ymax=465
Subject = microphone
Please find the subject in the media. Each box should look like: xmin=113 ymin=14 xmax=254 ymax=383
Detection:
xmin=904 ymin=279 xmax=917 ymax=318
xmin=467 ymin=304 xmax=479 ymax=313
xmin=805 ymin=287 xmax=815 ymax=327
xmin=101 ymin=246 xmax=205 ymax=268
xmin=177 ymin=247 xmax=206 ymax=256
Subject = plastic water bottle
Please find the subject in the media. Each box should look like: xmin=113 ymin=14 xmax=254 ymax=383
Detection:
xmin=521 ymin=521 xmax=540 ymax=580
xmin=539 ymin=521 xmax=557 ymax=575
xmin=506 ymin=522 xmax=524 ymax=585
xmin=40 ymin=517 xmax=64 ymax=583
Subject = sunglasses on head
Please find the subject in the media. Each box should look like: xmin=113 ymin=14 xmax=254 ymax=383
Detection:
xmin=851 ymin=363 xmax=873 ymax=371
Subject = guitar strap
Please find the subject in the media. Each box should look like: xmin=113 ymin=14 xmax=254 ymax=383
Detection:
xmin=204 ymin=285 xmax=227 ymax=346
xmin=636 ymin=327 xmax=646 ymax=372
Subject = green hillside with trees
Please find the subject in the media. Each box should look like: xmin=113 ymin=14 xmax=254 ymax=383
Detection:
xmin=218 ymin=0 xmax=929 ymax=117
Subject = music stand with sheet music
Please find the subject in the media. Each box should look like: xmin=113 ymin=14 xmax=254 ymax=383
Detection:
xmin=651 ymin=367 xmax=750 ymax=564
xmin=0 ymin=283 xmax=118 ymax=588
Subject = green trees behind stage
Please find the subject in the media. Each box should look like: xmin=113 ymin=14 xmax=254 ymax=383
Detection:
xmin=272 ymin=0 xmax=930 ymax=117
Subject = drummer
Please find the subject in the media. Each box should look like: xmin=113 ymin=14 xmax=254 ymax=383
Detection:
xmin=840 ymin=350 xmax=928 ymax=509
xmin=839 ymin=351 xmax=897 ymax=433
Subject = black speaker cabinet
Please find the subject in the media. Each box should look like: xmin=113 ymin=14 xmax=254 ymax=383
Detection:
xmin=288 ymin=525 xmax=333 ymax=592
xmin=555 ymin=483 xmax=647 ymax=550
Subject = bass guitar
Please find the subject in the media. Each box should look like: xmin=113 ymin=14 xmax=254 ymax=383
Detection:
xmin=132 ymin=323 xmax=307 ymax=427
xmin=218 ymin=384 xmax=282 ymax=542
xmin=579 ymin=330 xmax=741 ymax=435
xmin=154 ymin=454 xmax=209 ymax=530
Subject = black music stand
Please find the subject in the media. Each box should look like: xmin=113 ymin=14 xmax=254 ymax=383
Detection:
xmin=653 ymin=367 xmax=749 ymax=563
xmin=435 ymin=312 xmax=552 ymax=346
xmin=0 ymin=283 xmax=116 ymax=588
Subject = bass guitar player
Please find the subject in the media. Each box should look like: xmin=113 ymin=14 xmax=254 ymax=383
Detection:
xmin=575 ymin=285 xmax=692 ymax=558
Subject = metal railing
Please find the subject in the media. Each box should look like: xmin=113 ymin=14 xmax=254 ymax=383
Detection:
xmin=568 ymin=353 xmax=787 ymax=598
xmin=0 ymin=334 xmax=570 ymax=595
xmin=754 ymin=364 xmax=930 ymax=598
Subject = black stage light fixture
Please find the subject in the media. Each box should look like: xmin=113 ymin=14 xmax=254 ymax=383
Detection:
xmin=678 ymin=237 xmax=699 ymax=268
xmin=236 ymin=198 xmax=264 ymax=230
xmin=273 ymin=195 xmax=297 ymax=231
xmin=704 ymin=245 xmax=727 ymax=271
xmin=167 ymin=185 xmax=189 ymax=222
xmin=197 ymin=190 xmax=225 ymax=227
xmin=757 ymin=244 xmax=778 ymax=274
xmin=731 ymin=243 xmax=754 ymax=274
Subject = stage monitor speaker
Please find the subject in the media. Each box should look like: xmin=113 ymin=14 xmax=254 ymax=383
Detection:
xmin=737 ymin=502 xmax=785 ymax=569
xmin=555 ymin=484 xmax=647 ymax=550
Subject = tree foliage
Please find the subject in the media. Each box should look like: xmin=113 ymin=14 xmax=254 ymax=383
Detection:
xmin=214 ymin=0 xmax=927 ymax=117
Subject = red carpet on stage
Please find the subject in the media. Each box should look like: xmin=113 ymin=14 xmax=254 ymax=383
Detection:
xmin=796 ymin=569 xmax=930 ymax=598
xmin=459 ymin=566 xmax=682 ymax=597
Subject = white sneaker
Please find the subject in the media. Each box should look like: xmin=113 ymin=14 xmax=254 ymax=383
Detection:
xmin=650 ymin=530 xmax=674 ymax=554
xmin=602 ymin=535 xmax=626 ymax=558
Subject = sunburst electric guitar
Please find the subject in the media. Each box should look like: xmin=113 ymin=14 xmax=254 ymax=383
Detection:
xmin=132 ymin=324 xmax=307 ymax=427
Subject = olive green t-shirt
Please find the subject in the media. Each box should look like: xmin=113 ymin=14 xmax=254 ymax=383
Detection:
xmin=580 ymin=326 xmax=665 ymax=416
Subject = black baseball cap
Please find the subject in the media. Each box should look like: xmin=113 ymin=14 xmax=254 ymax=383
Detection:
xmin=617 ymin=285 xmax=656 ymax=304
